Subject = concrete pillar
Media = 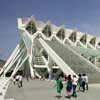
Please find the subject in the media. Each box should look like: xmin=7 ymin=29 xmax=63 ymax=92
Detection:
xmin=47 ymin=56 xmax=53 ymax=80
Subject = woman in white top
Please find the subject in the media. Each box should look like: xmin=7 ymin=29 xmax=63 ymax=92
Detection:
xmin=72 ymin=75 xmax=78 ymax=97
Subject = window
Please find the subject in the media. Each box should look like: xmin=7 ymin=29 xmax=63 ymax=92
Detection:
xmin=69 ymin=31 xmax=76 ymax=42
xmin=98 ymin=42 xmax=100 ymax=46
xmin=90 ymin=37 xmax=96 ymax=46
xmin=56 ymin=28 xmax=65 ymax=40
xmin=26 ymin=21 xmax=37 ymax=35
xmin=80 ymin=34 xmax=87 ymax=45
xmin=42 ymin=25 xmax=52 ymax=37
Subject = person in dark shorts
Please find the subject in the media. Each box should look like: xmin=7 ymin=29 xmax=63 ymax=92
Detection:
xmin=78 ymin=73 xmax=82 ymax=91
xmin=81 ymin=73 xmax=86 ymax=92
xmin=72 ymin=75 xmax=78 ymax=97
xmin=65 ymin=75 xmax=72 ymax=98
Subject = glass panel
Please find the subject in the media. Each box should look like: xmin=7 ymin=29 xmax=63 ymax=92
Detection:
xmin=26 ymin=21 xmax=37 ymax=35
xmin=42 ymin=25 xmax=51 ymax=37
xmin=90 ymin=37 xmax=96 ymax=46
xmin=80 ymin=34 xmax=87 ymax=45
xmin=69 ymin=32 xmax=76 ymax=42
xmin=56 ymin=28 xmax=65 ymax=40
xmin=98 ymin=42 xmax=100 ymax=46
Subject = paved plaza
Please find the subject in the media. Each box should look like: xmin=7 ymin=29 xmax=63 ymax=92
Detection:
xmin=5 ymin=79 xmax=100 ymax=100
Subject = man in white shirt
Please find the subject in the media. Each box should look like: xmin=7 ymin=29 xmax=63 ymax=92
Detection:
xmin=15 ymin=74 xmax=23 ymax=88
xmin=82 ymin=73 xmax=88 ymax=92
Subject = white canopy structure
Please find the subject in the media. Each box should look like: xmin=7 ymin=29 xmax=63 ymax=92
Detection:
xmin=0 ymin=16 xmax=100 ymax=100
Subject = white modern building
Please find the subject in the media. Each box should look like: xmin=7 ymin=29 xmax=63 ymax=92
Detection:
xmin=0 ymin=16 xmax=100 ymax=99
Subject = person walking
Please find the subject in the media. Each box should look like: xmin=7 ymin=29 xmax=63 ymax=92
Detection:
xmin=78 ymin=73 xmax=82 ymax=91
xmin=65 ymin=75 xmax=73 ymax=98
xmin=15 ymin=74 xmax=20 ymax=87
xmin=56 ymin=77 xmax=63 ymax=97
xmin=72 ymin=75 xmax=78 ymax=97
xmin=81 ymin=73 xmax=86 ymax=92
xmin=15 ymin=74 xmax=23 ymax=88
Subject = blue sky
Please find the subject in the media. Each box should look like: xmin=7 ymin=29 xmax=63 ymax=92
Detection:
xmin=0 ymin=0 xmax=100 ymax=59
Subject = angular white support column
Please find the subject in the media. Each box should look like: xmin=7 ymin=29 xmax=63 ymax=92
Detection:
xmin=0 ymin=44 xmax=20 ymax=75
xmin=47 ymin=56 xmax=53 ymax=80
xmin=28 ymin=57 xmax=35 ymax=78
xmin=28 ymin=44 xmax=35 ymax=78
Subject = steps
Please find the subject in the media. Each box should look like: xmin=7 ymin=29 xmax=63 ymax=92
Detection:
xmin=44 ymin=38 xmax=100 ymax=83
xmin=34 ymin=56 xmax=45 ymax=65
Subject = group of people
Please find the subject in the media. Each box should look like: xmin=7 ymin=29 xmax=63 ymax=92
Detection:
xmin=56 ymin=73 xmax=88 ymax=98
